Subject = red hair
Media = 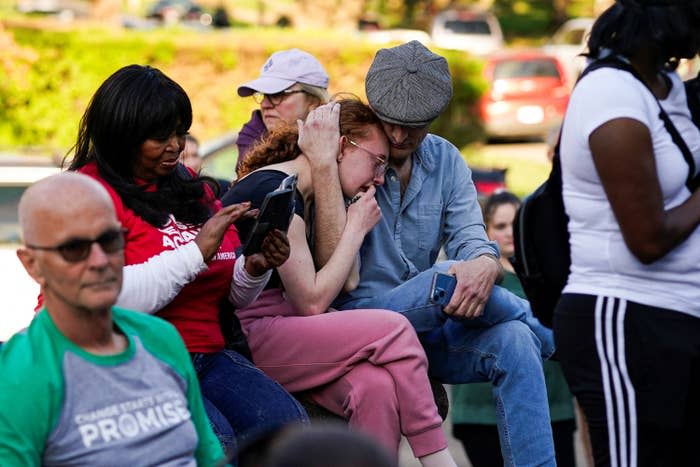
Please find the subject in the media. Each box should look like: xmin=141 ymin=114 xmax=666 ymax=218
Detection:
xmin=237 ymin=96 xmax=381 ymax=178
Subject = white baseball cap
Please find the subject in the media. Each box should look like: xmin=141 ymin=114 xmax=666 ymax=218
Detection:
xmin=237 ymin=48 xmax=330 ymax=97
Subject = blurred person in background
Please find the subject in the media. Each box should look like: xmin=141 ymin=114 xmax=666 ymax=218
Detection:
xmin=555 ymin=1 xmax=700 ymax=465
xmin=181 ymin=133 xmax=231 ymax=197
xmin=235 ymin=48 xmax=330 ymax=173
xmin=181 ymin=133 xmax=202 ymax=173
xmin=451 ymin=191 xmax=576 ymax=467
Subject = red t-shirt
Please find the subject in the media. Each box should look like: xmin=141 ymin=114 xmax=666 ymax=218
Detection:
xmin=79 ymin=163 xmax=240 ymax=353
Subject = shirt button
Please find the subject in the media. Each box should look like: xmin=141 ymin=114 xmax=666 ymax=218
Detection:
xmin=390 ymin=175 xmax=397 ymax=182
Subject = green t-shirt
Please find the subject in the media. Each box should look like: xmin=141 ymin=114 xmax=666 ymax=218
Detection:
xmin=450 ymin=271 xmax=575 ymax=424
xmin=0 ymin=307 xmax=224 ymax=466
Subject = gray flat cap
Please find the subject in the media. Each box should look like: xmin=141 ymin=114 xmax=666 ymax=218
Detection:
xmin=365 ymin=40 xmax=453 ymax=127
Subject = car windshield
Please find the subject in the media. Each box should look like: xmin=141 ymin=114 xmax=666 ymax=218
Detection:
xmin=0 ymin=186 xmax=27 ymax=243
xmin=493 ymin=59 xmax=560 ymax=79
xmin=553 ymin=28 xmax=587 ymax=46
xmin=444 ymin=19 xmax=491 ymax=35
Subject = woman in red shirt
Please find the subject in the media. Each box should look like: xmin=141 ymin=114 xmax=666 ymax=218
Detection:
xmin=67 ymin=64 xmax=308 ymax=458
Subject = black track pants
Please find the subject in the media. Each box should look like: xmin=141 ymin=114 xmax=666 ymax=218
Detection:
xmin=554 ymin=294 xmax=700 ymax=467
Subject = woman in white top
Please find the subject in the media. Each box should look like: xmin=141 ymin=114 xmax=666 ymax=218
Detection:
xmin=554 ymin=1 xmax=700 ymax=466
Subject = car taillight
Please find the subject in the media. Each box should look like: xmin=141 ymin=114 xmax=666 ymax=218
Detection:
xmin=484 ymin=101 xmax=509 ymax=116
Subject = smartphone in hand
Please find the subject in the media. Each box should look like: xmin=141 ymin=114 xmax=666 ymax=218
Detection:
xmin=241 ymin=173 xmax=297 ymax=256
xmin=429 ymin=272 xmax=457 ymax=306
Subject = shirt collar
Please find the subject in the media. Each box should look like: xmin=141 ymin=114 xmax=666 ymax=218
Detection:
xmin=412 ymin=135 xmax=437 ymax=173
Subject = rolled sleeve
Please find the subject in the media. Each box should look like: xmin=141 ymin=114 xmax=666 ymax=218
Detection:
xmin=441 ymin=146 xmax=499 ymax=261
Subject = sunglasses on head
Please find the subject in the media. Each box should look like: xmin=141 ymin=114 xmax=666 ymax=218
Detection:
xmin=25 ymin=228 xmax=127 ymax=263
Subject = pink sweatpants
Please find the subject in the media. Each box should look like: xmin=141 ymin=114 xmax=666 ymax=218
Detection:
xmin=236 ymin=289 xmax=447 ymax=458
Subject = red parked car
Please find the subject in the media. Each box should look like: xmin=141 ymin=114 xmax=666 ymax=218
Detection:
xmin=479 ymin=50 xmax=570 ymax=140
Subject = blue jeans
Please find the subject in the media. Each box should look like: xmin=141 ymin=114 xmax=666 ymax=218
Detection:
xmin=191 ymin=349 xmax=309 ymax=458
xmin=340 ymin=261 xmax=556 ymax=467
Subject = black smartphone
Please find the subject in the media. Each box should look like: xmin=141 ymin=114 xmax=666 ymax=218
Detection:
xmin=429 ymin=272 xmax=457 ymax=306
xmin=241 ymin=173 xmax=297 ymax=256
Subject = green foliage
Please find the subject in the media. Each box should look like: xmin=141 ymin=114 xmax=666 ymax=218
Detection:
xmin=493 ymin=0 xmax=597 ymax=41
xmin=566 ymin=0 xmax=599 ymax=19
xmin=493 ymin=0 xmax=551 ymax=40
xmin=0 ymin=23 xmax=487 ymax=155
xmin=2 ymin=26 xmax=179 ymax=153
xmin=432 ymin=49 xmax=487 ymax=148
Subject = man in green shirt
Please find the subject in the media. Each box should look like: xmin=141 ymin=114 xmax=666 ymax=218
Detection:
xmin=0 ymin=172 xmax=224 ymax=466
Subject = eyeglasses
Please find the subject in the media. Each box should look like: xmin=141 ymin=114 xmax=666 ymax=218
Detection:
xmin=25 ymin=228 xmax=127 ymax=263
xmin=252 ymin=89 xmax=307 ymax=106
xmin=347 ymin=138 xmax=389 ymax=177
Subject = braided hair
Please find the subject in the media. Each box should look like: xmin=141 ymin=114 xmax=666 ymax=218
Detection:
xmin=588 ymin=0 xmax=700 ymax=71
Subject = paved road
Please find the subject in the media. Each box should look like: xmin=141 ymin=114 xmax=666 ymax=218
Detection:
xmin=398 ymin=413 xmax=470 ymax=466
xmin=399 ymin=401 xmax=592 ymax=467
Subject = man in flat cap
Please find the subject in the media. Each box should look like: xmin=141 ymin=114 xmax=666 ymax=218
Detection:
xmin=303 ymin=41 xmax=556 ymax=466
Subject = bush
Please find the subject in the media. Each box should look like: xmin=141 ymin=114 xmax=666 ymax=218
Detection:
xmin=0 ymin=22 xmax=486 ymax=156
xmin=432 ymin=49 xmax=487 ymax=148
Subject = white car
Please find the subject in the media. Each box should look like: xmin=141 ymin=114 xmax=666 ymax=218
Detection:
xmin=0 ymin=155 xmax=61 ymax=243
xmin=16 ymin=0 xmax=90 ymax=20
xmin=430 ymin=9 xmax=503 ymax=56
xmin=543 ymin=17 xmax=700 ymax=85
xmin=360 ymin=29 xmax=432 ymax=46
xmin=542 ymin=17 xmax=595 ymax=85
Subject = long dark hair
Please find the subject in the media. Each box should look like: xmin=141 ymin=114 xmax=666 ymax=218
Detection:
xmin=587 ymin=0 xmax=700 ymax=71
xmin=67 ymin=64 xmax=212 ymax=227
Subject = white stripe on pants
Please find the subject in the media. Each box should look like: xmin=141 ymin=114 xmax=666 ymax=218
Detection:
xmin=594 ymin=296 xmax=637 ymax=467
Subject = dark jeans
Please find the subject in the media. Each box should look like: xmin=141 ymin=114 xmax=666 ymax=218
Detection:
xmin=191 ymin=349 xmax=309 ymax=458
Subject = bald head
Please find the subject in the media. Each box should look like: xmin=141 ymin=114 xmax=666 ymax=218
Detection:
xmin=19 ymin=172 xmax=116 ymax=245
xmin=17 ymin=171 xmax=124 ymax=318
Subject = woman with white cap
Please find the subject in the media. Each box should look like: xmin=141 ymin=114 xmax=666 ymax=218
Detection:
xmin=236 ymin=48 xmax=330 ymax=173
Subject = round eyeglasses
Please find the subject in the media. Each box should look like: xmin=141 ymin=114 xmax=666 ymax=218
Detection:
xmin=253 ymin=89 xmax=307 ymax=106
xmin=347 ymin=138 xmax=389 ymax=178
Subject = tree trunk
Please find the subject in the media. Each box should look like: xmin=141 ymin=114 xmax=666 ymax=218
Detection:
xmin=552 ymin=0 xmax=568 ymax=28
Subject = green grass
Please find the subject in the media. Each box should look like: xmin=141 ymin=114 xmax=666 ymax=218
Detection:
xmin=462 ymin=145 xmax=550 ymax=199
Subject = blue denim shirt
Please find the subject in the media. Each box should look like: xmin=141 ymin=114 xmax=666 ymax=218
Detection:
xmin=335 ymin=134 xmax=498 ymax=306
